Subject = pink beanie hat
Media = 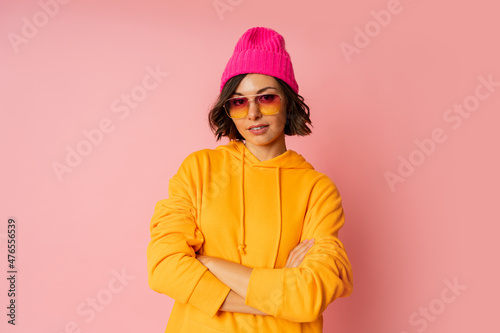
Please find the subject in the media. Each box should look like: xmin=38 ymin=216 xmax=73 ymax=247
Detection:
xmin=220 ymin=27 xmax=299 ymax=93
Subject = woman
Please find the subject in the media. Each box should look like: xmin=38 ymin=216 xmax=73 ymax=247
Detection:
xmin=147 ymin=27 xmax=353 ymax=332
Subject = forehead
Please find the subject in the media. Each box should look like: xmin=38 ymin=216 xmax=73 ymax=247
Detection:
xmin=235 ymin=74 xmax=281 ymax=94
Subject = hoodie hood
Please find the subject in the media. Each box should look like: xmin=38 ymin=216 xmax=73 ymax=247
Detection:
xmin=216 ymin=140 xmax=314 ymax=169
xmin=216 ymin=140 xmax=314 ymax=265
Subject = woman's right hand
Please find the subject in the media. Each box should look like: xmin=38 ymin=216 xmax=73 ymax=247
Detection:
xmin=284 ymin=239 xmax=315 ymax=268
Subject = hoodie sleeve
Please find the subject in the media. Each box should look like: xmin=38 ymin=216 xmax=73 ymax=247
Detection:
xmin=244 ymin=175 xmax=353 ymax=322
xmin=147 ymin=153 xmax=231 ymax=319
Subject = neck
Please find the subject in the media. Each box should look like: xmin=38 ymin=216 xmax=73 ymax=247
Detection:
xmin=243 ymin=135 xmax=287 ymax=162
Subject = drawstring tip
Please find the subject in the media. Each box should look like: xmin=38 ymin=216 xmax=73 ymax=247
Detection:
xmin=238 ymin=244 xmax=246 ymax=254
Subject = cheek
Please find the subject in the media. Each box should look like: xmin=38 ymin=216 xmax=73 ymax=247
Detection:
xmin=232 ymin=120 xmax=245 ymax=133
xmin=277 ymin=112 xmax=287 ymax=128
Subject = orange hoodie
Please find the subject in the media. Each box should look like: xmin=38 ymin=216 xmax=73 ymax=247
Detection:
xmin=147 ymin=140 xmax=353 ymax=332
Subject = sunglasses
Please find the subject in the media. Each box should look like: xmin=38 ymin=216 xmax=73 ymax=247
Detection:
xmin=223 ymin=93 xmax=282 ymax=119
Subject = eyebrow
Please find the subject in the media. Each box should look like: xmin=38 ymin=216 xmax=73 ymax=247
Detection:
xmin=233 ymin=86 xmax=278 ymax=95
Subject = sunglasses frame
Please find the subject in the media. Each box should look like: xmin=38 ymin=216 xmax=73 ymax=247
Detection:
xmin=223 ymin=93 xmax=283 ymax=119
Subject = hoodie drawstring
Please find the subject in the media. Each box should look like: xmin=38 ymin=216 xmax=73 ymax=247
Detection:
xmin=237 ymin=142 xmax=284 ymax=268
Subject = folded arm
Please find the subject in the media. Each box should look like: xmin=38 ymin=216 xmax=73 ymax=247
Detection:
xmin=204 ymin=176 xmax=353 ymax=322
xmin=242 ymin=176 xmax=353 ymax=322
xmin=146 ymin=155 xmax=231 ymax=319
xmin=197 ymin=239 xmax=315 ymax=315
xmin=220 ymin=290 xmax=268 ymax=315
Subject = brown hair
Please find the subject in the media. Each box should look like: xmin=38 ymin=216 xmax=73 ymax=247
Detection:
xmin=208 ymin=74 xmax=312 ymax=141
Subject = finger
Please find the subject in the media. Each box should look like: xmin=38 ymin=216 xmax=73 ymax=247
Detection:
xmin=290 ymin=239 xmax=307 ymax=251
xmin=289 ymin=241 xmax=314 ymax=267
xmin=289 ymin=240 xmax=312 ymax=258
xmin=293 ymin=245 xmax=311 ymax=263
xmin=293 ymin=240 xmax=314 ymax=256
xmin=292 ymin=239 xmax=312 ymax=253
xmin=286 ymin=239 xmax=314 ymax=268
xmin=292 ymin=245 xmax=310 ymax=260
xmin=285 ymin=256 xmax=292 ymax=267
xmin=285 ymin=243 xmax=304 ymax=268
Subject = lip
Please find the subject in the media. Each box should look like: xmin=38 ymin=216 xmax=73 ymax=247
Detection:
xmin=248 ymin=124 xmax=268 ymax=130
xmin=248 ymin=124 xmax=269 ymax=135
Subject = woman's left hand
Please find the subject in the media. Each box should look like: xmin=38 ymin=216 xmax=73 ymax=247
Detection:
xmin=285 ymin=239 xmax=315 ymax=268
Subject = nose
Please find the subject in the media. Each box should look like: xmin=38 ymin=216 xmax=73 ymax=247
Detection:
xmin=247 ymin=99 xmax=262 ymax=119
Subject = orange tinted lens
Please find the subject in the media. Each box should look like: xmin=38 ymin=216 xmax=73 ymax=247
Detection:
xmin=226 ymin=97 xmax=248 ymax=118
xmin=256 ymin=94 xmax=281 ymax=115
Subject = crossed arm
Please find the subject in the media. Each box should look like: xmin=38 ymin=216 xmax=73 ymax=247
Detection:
xmin=195 ymin=238 xmax=315 ymax=315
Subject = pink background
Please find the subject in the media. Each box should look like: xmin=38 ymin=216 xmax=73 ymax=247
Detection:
xmin=1 ymin=0 xmax=499 ymax=332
